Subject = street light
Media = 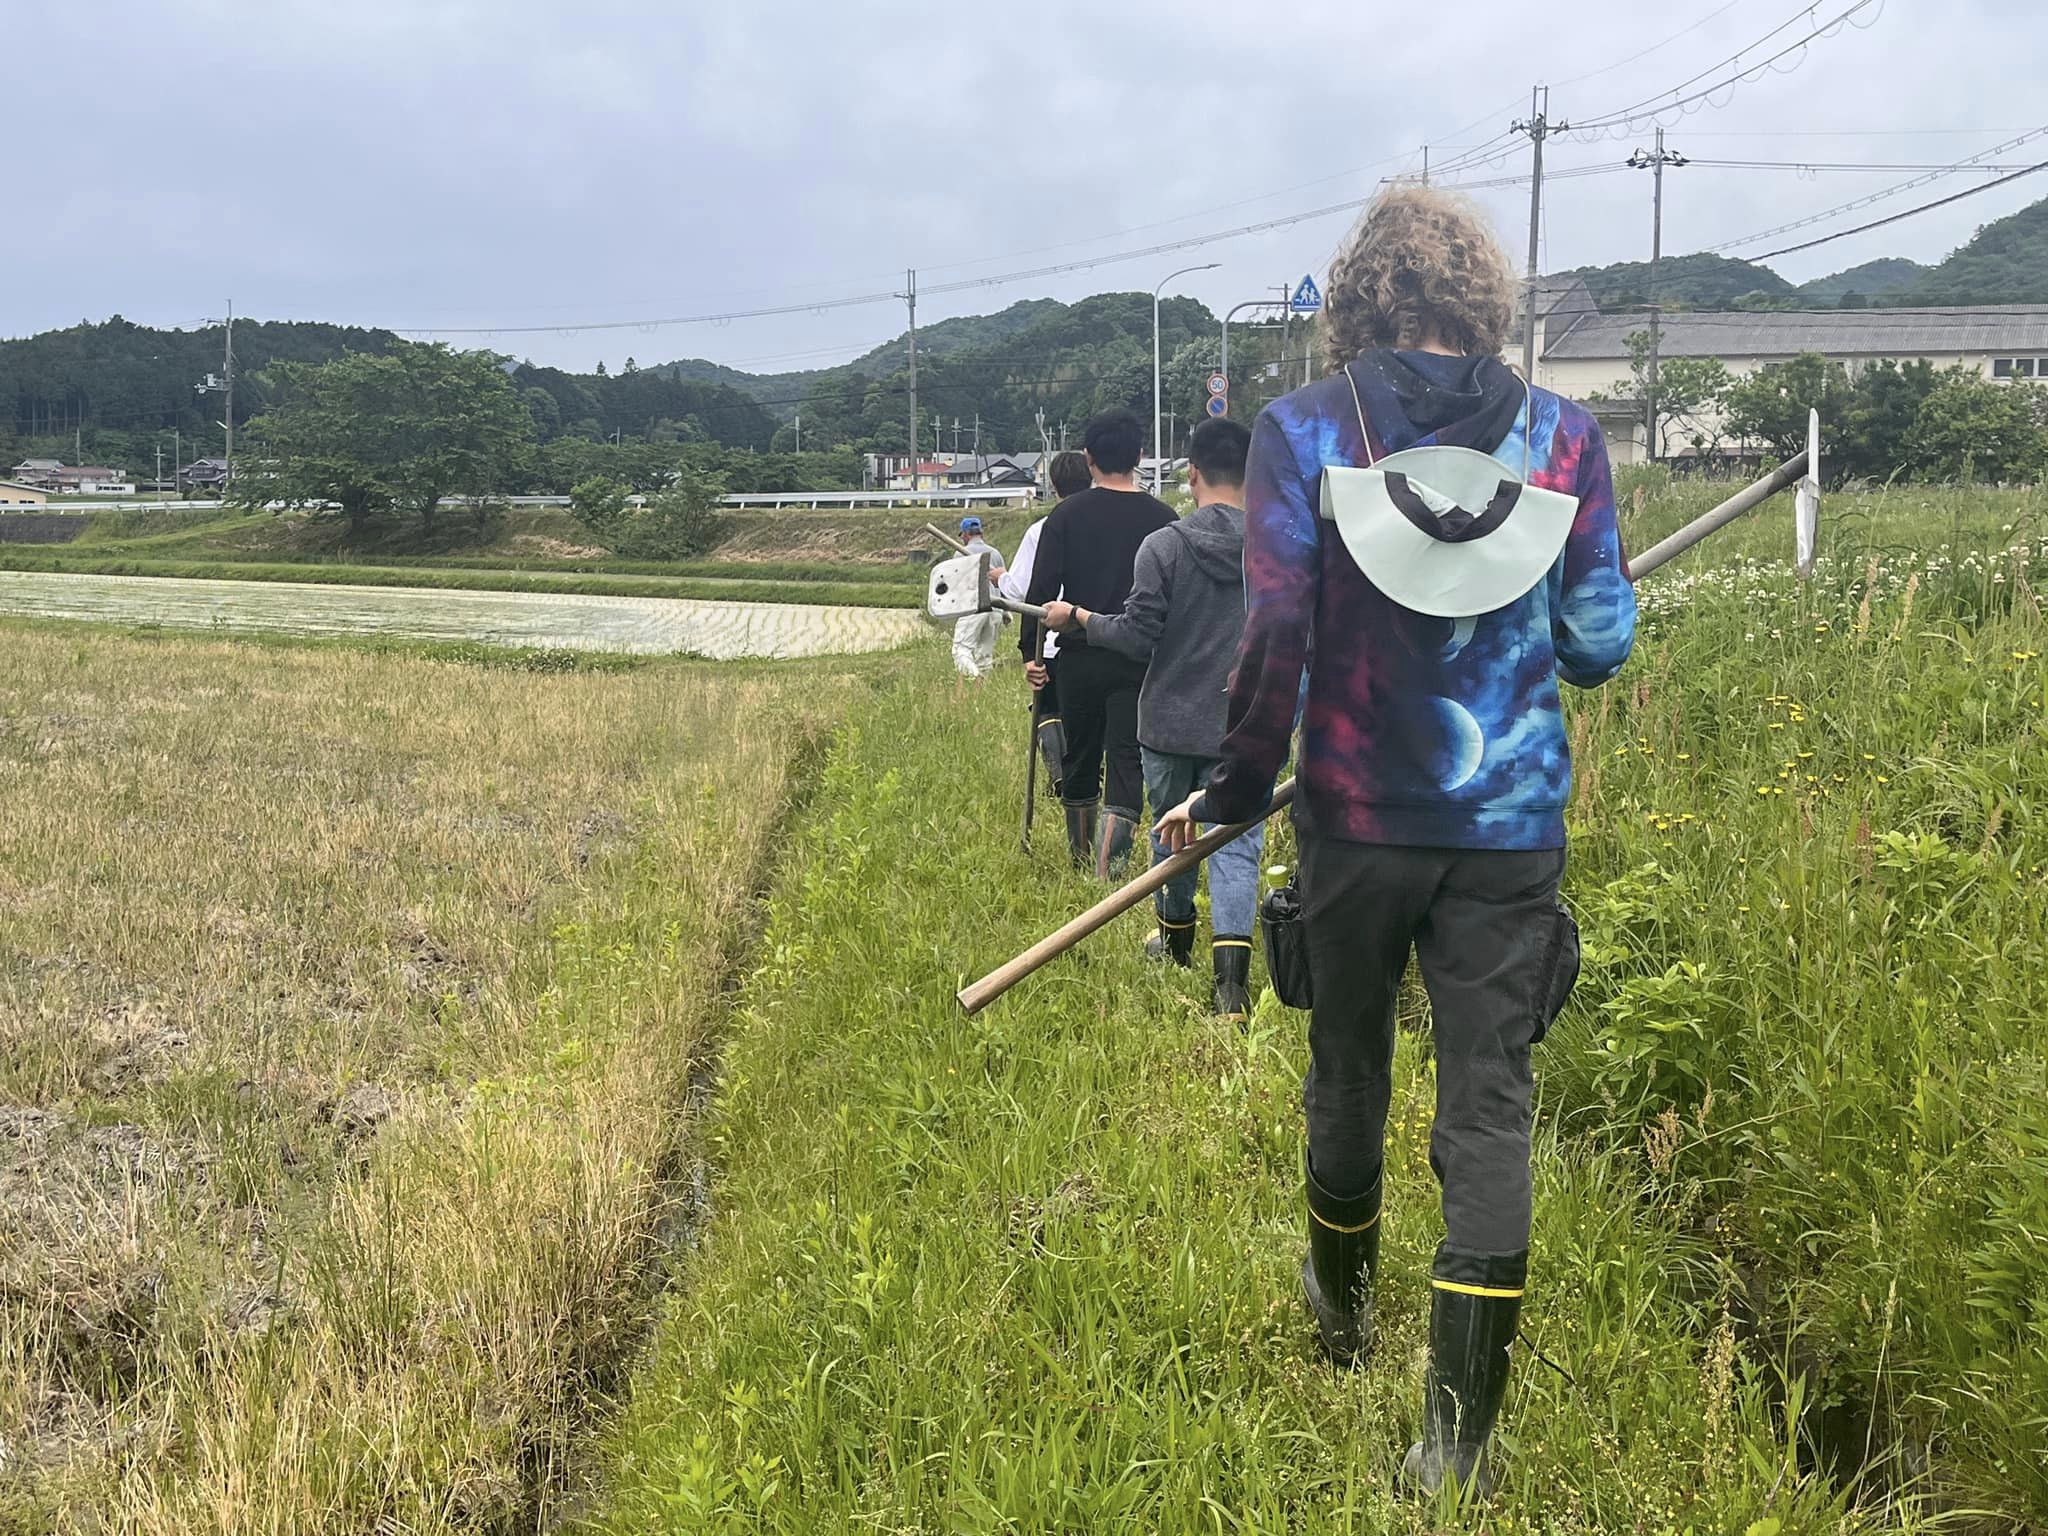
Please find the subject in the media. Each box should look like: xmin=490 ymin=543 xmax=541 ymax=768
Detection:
xmin=1155 ymin=262 xmax=1219 ymax=486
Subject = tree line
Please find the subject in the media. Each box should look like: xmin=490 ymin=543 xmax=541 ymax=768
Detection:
xmin=0 ymin=318 xmax=780 ymax=473
xmin=1599 ymin=336 xmax=2048 ymax=484
xmin=226 ymin=343 xmax=862 ymax=543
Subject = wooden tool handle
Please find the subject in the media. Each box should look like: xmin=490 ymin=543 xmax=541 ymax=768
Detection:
xmin=924 ymin=521 xmax=973 ymax=556
xmin=958 ymin=778 xmax=1295 ymax=1014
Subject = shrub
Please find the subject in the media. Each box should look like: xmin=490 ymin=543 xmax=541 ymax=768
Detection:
xmin=570 ymin=475 xmax=629 ymax=536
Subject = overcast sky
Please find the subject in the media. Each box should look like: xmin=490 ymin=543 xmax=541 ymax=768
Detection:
xmin=15 ymin=0 xmax=2046 ymax=373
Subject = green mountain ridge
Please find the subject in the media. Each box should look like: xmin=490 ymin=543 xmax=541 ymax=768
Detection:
xmin=1565 ymin=194 xmax=2048 ymax=312
xmin=1795 ymin=257 xmax=1926 ymax=305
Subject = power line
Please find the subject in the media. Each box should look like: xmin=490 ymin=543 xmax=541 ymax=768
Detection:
xmin=1544 ymin=0 xmax=1749 ymax=90
xmin=1678 ymin=127 xmax=2031 ymax=138
xmin=1749 ymin=158 xmax=2048 ymax=260
xmin=1570 ymin=0 xmax=1885 ymax=136
xmin=1711 ymin=124 xmax=2048 ymax=250
xmin=1688 ymin=159 xmax=2039 ymax=173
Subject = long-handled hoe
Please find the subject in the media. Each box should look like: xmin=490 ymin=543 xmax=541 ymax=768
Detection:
xmin=946 ymin=428 xmax=1820 ymax=1015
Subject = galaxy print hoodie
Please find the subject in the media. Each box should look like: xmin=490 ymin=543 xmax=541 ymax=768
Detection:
xmin=1191 ymin=349 xmax=1636 ymax=851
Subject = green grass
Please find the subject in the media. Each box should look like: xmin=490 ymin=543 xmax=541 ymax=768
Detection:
xmin=588 ymin=487 xmax=2045 ymax=1531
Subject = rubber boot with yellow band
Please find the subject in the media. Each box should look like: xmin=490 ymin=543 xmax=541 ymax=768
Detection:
xmin=1301 ymin=1159 xmax=1381 ymax=1365
xmin=1401 ymin=1248 xmax=1525 ymax=1502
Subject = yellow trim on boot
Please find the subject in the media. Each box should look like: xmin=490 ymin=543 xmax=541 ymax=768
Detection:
xmin=1430 ymin=1279 xmax=1524 ymax=1298
xmin=1309 ymin=1206 xmax=1381 ymax=1235
xmin=1212 ymin=938 xmax=1252 ymax=950
xmin=1157 ymin=916 xmax=1197 ymax=931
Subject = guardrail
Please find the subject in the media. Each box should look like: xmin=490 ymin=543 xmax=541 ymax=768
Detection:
xmin=17 ymin=487 xmax=1042 ymax=514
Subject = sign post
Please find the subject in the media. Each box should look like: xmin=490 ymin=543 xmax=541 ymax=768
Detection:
xmin=1205 ymin=370 xmax=1228 ymax=419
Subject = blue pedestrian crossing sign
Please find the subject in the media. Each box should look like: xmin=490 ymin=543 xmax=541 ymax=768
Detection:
xmin=1289 ymin=274 xmax=1323 ymax=313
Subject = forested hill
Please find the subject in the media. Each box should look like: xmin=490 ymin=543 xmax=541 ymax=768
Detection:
xmin=0 ymin=318 xmax=781 ymax=465
xmin=1565 ymin=194 xmax=2048 ymax=311
xmin=727 ymin=291 xmax=1233 ymax=451
xmin=0 ymin=316 xmax=404 ymax=449
xmin=1795 ymin=258 xmax=1926 ymax=305
xmin=656 ymin=298 xmax=1068 ymax=415
xmin=1896 ymin=197 xmax=2048 ymax=304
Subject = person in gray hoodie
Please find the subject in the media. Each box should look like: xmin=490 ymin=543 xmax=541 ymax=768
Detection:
xmin=1041 ymin=416 xmax=1262 ymax=1016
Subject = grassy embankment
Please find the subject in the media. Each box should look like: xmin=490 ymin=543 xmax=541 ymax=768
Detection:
xmin=0 ymin=629 xmax=873 ymax=1532
xmin=591 ymin=486 xmax=2045 ymax=1531
xmin=0 ymin=504 xmax=1052 ymax=609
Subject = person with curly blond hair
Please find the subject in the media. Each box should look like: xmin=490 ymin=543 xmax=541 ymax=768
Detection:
xmin=1157 ymin=185 xmax=1636 ymax=1501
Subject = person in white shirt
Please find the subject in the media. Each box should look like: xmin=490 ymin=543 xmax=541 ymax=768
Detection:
xmin=950 ymin=516 xmax=1006 ymax=680
xmin=1000 ymin=451 xmax=1092 ymax=794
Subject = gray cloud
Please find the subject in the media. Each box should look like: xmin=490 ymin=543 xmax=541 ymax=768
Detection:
xmin=15 ymin=0 xmax=2043 ymax=370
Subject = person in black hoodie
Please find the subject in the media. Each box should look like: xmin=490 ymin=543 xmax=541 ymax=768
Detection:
xmin=1042 ymin=417 xmax=1262 ymax=1016
xmin=1021 ymin=408 xmax=1177 ymax=876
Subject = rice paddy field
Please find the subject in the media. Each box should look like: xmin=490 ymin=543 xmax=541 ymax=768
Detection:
xmin=0 ymin=481 xmax=2041 ymax=1533
xmin=0 ymin=630 xmax=862 ymax=1531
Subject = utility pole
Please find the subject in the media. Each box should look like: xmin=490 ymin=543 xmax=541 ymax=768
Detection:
xmin=155 ymin=441 xmax=163 ymax=498
xmin=793 ymin=409 xmax=801 ymax=455
xmin=1513 ymin=89 xmax=1565 ymax=383
xmin=222 ymin=301 xmax=236 ymax=483
xmin=900 ymin=268 xmax=918 ymax=487
xmin=1628 ymin=128 xmax=1687 ymax=462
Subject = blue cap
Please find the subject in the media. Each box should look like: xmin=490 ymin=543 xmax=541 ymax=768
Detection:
xmin=959 ymin=516 xmax=984 ymax=534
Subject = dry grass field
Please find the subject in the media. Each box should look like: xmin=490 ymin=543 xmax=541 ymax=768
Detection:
xmin=0 ymin=626 xmax=848 ymax=1532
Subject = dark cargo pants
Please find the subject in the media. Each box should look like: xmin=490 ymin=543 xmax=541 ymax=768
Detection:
xmin=1298 ymin=833 xmax=1578 ymax=1258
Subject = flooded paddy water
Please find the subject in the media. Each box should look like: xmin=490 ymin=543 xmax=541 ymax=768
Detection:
xmin=0 ymin=569 xmax=926 ymax=659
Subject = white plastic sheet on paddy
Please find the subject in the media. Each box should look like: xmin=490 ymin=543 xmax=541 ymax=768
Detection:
xmin=0 ymin=571 xmax=926 ymax=660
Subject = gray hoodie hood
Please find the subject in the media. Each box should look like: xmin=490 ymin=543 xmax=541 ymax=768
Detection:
xmin=1173 ymin=501 xmax=1245 ymax=585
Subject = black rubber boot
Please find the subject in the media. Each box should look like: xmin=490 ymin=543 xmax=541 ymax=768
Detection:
xmin=1094 ymin=809 xmax=1137 ymax=880
xmin=1401 ymin=1251 xmax=1525 ymax=1503
xmin=1301 ymin=1159 xmax=1381 ymax=1366
xmin=1035 ymin=714 xmax=1066 ymax=799
xmin=1211 ymin=937 xmax=1252 ymax=1017
xmin=1145 ymin=918 xmax=1196 ymax=966
xmin=1063 ymin=803 xmax=1098 ymax=870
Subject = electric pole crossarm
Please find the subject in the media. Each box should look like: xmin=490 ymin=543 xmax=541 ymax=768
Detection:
xmin=1513 ymin=89 xmax=1567 ymax=383
xmin=1628 ymin=131 xmax=1688 ymax=461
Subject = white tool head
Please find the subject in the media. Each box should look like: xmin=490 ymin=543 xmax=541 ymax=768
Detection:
xmin=926 ymin=548 xmax=993 ymax=625
xmin=1795 ymin=408 xmax=1820 ymax=579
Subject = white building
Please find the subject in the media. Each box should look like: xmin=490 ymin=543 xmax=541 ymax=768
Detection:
xmin=1520 ymin=279 xmax=2048 ymax=464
